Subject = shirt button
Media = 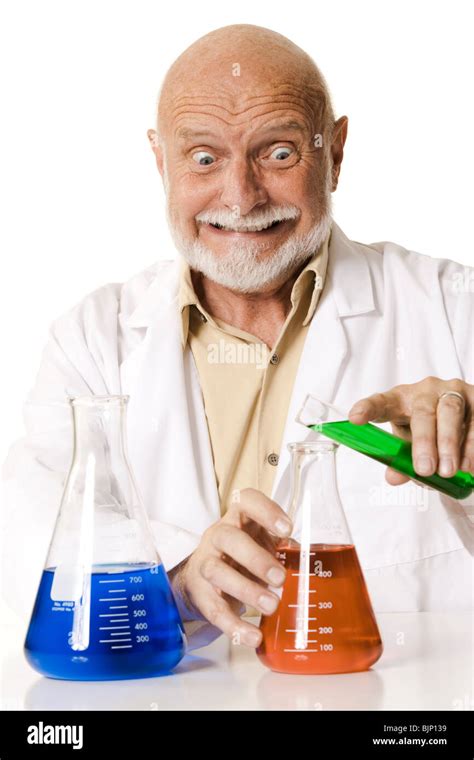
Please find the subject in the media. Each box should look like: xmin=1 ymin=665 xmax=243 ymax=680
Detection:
xmin=267 ymin=452 xmax=279 ymax=466
xmin=270 ymin=353 xmax=279 ymax=365
xmin=200 ymin=312 xmax=207 ymax=323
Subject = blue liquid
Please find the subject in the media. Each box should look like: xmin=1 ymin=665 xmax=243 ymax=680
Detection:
xmin=24 ymin=564 xmax=186 ymax=681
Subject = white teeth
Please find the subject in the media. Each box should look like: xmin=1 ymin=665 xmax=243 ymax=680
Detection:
xmin=212 ymin=220 xmax=281 ymax=232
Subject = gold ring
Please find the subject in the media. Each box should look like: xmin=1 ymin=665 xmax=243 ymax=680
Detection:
xmin=438 ymin=390 xmax=466 ymax=409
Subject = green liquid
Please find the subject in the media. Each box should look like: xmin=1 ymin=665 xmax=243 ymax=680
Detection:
xmin=308 ymin=421 xmax=474 ymax=501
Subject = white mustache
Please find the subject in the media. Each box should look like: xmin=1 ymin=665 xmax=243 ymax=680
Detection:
xmin=195 ymin=205 xmax=301 ymax=231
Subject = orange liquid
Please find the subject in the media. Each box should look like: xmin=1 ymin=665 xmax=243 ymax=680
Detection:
xmin=257 ymin=541 xmax=383 ymax=674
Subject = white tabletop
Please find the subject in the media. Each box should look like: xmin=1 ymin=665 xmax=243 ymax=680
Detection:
xmin=1 ymin=612 xmax=472 ymax=711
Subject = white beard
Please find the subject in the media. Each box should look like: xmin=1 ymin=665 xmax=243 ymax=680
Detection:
xmin=165 ymin=169 xmax=333 ymax=294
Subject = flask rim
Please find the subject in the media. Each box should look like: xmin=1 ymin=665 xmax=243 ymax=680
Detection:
xmin=69 ymin=395 xmax=130 ymax=407
xmin=288 ymin=440 xmax=339 ymax=453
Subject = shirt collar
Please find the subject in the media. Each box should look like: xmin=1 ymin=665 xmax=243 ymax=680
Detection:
xmin=293 ymin=226 xmax=331 ymax=327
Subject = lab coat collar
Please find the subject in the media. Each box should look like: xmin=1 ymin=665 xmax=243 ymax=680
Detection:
xmin=124 ymin=220 xmax=376 ymax=329
xmin=125 ymin=261 xmax=180 ymax=329
xmin=328 ymin=221 xmax=376 ymax=317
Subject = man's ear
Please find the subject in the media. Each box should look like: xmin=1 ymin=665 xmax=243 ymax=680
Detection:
xmin=147 ymin=129 xmax=165 ymax=178
xmin=330 ymin=116 xmax=348 ymax=191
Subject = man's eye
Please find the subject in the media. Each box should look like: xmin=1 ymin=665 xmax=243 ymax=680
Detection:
xmin=192 ymin=151 xmax=215 ymax=166
xmin=269 ymin=146 xmax=293 ymax=161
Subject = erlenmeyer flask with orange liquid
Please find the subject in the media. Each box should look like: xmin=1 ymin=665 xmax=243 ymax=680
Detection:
xmin=257 ymin=439 xmax=383 ymax=675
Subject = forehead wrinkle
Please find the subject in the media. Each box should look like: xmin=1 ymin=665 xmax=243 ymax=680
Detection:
xmin=170 ymin=84 xmax=318 ymax=113
xmin=164 ymin=83 xmax=326 ymax=141
xmin=172 ymin=115 xmax=315 ymax=148
xmin=171 ymin=102 xmax=314 ymax=121
xmin=170 ymin=99 xmax=317 ymax=130
xmin=175 ymin=117 xmax=311 ymax=145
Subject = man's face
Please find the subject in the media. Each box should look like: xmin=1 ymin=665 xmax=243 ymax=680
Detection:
xmin=150 ymin=87 xmax=339 ymax=292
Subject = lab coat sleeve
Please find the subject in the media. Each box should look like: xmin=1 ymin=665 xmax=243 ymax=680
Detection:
xmin=2 ymin=313 xmax=99 ymax=623
xmin=1 ymin=306 xmax=223 ymax=650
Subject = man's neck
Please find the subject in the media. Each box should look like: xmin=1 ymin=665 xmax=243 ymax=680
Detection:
xmin=191 ymin=262 xmax=308 ymax=348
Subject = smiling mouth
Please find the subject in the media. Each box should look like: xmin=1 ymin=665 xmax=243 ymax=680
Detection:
xmin=206 ymin=219 xmax=286 ymax=233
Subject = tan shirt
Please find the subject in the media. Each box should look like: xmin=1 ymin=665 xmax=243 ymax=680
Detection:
xmin=179 ymin=228 xmax=331 ymax=515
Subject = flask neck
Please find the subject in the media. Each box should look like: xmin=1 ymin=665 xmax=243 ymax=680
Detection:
xmin=71 ymin=397 xmax=129 ymax=466
xmin=46 ymin=395 xmax=160 ymax=572
xmin=287 ymin=441 xmax=353 ymax=546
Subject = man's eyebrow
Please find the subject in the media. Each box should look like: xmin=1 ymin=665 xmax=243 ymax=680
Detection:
xmin=257 ymin=119 xmax=308 ymax=136
xmin=175 ymin=126 xmax=217 ymax=141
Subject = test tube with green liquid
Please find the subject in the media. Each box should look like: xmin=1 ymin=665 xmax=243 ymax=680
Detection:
xmin=297 ymin=395 xmax=474 ymax=501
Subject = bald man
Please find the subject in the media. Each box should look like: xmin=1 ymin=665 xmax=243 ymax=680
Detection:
xmin=4 ymin=24 xmax=473 ymax=652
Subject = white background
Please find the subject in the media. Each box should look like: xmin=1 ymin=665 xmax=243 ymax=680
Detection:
xmin=0 ymin=0 xmax=473 ymax=462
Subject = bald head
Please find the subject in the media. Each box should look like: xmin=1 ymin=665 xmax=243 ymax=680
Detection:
xmin=156 ymin=24 xmax=335 ymax=147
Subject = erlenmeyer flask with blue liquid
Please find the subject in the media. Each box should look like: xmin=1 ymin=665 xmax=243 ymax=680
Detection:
xmin=24 ymin=395 xmax=186 ymax=680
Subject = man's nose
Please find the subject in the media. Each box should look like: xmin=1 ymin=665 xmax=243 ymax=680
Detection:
xmin=219 ymin=158 xmax=268 ymax=216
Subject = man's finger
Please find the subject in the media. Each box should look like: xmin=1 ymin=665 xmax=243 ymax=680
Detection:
xmin=198 ymin=583 xmax=263 ymax=647
xmin=460 ymin=412 xmax=474 ymax=473
xmin=210 ymin=523 xmax=286 ymax=587
xmin=385 ymin=467 xmax=410 ymax=486
xmin=410 ymin=393 xmax=438 ymax=476
xmin=349 ymin=390 xmax=406 ymax=425
xmin=200 ymin=556 xmax=280 ymax=616
xmin=225 ymin=487 xmax=292 ymax=538
xmin=436 ymin=392 xmax=467 ymax=477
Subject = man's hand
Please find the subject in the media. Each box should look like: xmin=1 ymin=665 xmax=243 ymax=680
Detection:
xmin=172 ymin=488 xmax=292 ymax=647
xmin=348 ymin=377 xmax=474 ymax=486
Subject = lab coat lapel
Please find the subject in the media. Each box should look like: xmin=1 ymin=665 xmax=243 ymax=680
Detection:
xmin=271 ymin=222 xmax=376 ymax=507
xmin=120 ymin=263 xmax=220 ymax=534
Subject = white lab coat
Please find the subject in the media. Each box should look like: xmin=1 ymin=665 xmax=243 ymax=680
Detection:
xmin=2 ymin=222 xmax=473 ymax=649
